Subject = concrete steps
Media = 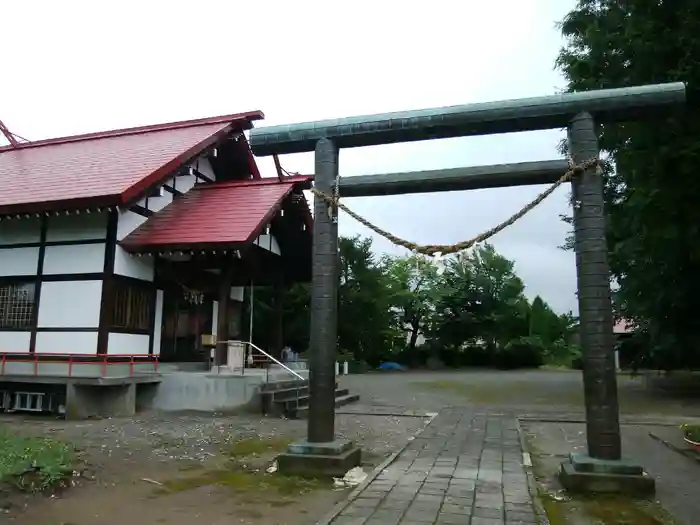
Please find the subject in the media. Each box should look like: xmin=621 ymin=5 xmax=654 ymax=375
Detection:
xmin=260 ymin=379 xmax=359 ymax=419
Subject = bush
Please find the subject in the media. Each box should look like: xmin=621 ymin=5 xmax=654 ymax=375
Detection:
xmin=496 ymin=336 xmax=545 ymax=369
xmin=544 ymin=341 xmax=582 ymax=369
xmin=347 ymin=360 xmax=370 ymax=374
xmin=459 ymin=345 xmax=495 ymax=367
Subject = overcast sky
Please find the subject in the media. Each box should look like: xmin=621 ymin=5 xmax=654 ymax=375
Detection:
xmin=1 ymin=0 xmax=579 ymax=313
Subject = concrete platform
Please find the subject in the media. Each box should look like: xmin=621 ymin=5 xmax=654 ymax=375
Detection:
xmin=0 ymin=374 xmax=160 ymax=386
xmin=559 ymin=452 xmax=655 ymax=496
xmin=277 ymin=438 xmax=362 ymax=477
xmin=65 ymin=382 xmax=138 ymax=420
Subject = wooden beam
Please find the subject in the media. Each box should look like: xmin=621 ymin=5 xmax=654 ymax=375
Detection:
xmin=273 ymin=154 xmax=284 ymax=181
xmin=250 ymin=82 xmax=686 ymax=155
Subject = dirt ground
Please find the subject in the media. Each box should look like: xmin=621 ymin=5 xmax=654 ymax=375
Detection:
xmin=2 ymin=369 xmax=699 ymax=525
xmin=521 ymin=419 xmax=700 ymax=525
xmin=0 ymin=410 xmax=429 ymax=525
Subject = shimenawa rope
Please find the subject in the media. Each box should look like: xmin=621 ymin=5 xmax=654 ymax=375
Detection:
xmin=296 ymin=157 xmax=600 ymax=257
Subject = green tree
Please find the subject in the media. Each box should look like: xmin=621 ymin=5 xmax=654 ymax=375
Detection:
xmin=469 ymin=244 xmax=529 ymax=348
xmin=557 ymin=0 xmax=700 ymax=369
xmin=429 ymin=244 xmax=529 ymax=352
xmin=382 ymin=254 xmax=441 ymax=351
xmin=338 ymin=236 xmax=397 ymax=364
xmin=529 ymin=295 xmax=575 ymax=345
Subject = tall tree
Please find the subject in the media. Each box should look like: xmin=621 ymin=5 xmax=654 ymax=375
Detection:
xmin=429 ymin=245 xmax=529 ymax=350
xmin=557 ymin=0 xmax=700 ymax=369
xmin=382 ymin=254 xmax=441 ymax=351
xmin=338 ymin=236 xmax=397 ymax=364
xmin=529 ymin=295 xmax=575 ymax=346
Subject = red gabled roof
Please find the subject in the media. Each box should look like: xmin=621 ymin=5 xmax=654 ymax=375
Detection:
xmin=0 ymin=111 xmax=264 ymax=214
xmin=121 ymin=175 xmax=312 ymax=251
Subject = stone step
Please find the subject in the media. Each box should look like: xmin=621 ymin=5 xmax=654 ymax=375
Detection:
xmin=291 ymin=393 xmax=360 ymax=419
xmin=267 ymin=385 xmax=346 ymax=404
xmin=260 ymin=379 xmax=309 ymax=392
xmin=276 ymin=387 xmax=349 ymax=406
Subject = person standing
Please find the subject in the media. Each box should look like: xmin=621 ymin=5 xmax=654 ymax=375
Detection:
xmin=281 ymin=344 xmax=291 ymax=362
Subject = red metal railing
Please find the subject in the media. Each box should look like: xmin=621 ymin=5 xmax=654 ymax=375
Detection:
xmin=0 ymin=353 xmax=159 ymax=378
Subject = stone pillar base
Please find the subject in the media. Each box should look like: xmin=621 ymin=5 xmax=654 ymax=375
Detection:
xmin=277 ymin=438 xmax=361 ymax=478
xmin=65 ymin=383 xmax=136 ymax=420
xmin=559 ymin=452 xmax=655 ymax=496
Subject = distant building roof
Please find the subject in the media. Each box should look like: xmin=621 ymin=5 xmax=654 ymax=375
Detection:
xmin=613 ymin=319 xmax=634 ymax=334
xmin=0 ymin=111 xmax=263 ymax=214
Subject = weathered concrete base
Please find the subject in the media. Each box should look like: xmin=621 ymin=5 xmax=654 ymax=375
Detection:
xmin=143 ymin=372 xmax=265 ymax=412
xmin=65 ymin=382 xmax=136 ymax=420
xmin=277 ymin=438 xmax=361 ymax=477
xmin=559 ymin=452 xmax=655 ymax=496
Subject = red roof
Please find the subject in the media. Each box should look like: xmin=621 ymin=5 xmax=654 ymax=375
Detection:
xmin=0 ymin=111 xmax=263 ymax=214
xmin=121 ymin=176 xmax=312 ymax=250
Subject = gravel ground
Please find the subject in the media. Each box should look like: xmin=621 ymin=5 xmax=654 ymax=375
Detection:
xmin=0 ymin=406 xmax=431 ymax=525
xmin=1 ymin=369 xmax=697 ymax=525
xmin=0 ymin=409 xmax=429 ymax=466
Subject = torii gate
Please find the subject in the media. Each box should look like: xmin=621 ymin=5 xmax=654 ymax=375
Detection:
xmin=250 ymin=82 xmax=685 ymax=493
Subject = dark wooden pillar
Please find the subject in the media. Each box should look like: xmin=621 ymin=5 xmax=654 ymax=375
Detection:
xmin=272 ymin=275 xmax=285 ymax=358
xmin=568 ymin=112 xmax=621 ymax=461
xmin=216 ymin=262 xmax=234 ymax=366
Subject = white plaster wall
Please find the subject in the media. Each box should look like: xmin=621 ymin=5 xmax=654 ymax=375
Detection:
xmin=38 ymin=281 xmax=102 ymax=328
xmin=35 ymin=331 xmax=98 ymax=355
xmin=0 ymin=332 xmax=31 ymax=353
xmin=43 ymin=243 xmax=105 ymax=275
xmin=115 ymin=208 xmax=155 ymax=280
xmin=152 ymin=289 xmax=164 ymax=355
xmin=46 ymin=213 xmax=107 ymax=242
xmin=0 ymin=218 xmax=41 ymax=244
xmin=254 ymin=234 xmax=281 ymax=256
xmin=194 ymin=157 xmax=216 ymax=181
xmin=0 ymin=247 xmax=40 ymax=276
xmin=107 ymin=332 xmax=150 ymax=355
xmin=136 ymin=191 xmax=173 ymax=214
xmin=114 ymin=247 xmax=155 ymax=281
xmin=117 ymin=209 xmax=148 ymax=241
xmin=175 ymin=173 xmax=198 ymax=193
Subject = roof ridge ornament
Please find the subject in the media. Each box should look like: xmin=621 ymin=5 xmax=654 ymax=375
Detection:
xmin=0 ymin=119 xmax=29 ymax=148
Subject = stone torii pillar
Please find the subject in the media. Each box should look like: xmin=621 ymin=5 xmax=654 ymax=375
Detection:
xmin=276 ymin=138 xmax=361 ymax=476
xmin=558 ymin=112 xmax=653 ymax=494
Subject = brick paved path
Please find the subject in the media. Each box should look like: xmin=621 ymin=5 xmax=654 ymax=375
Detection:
xmin=330 ymin=409 xmax=538 ymax=525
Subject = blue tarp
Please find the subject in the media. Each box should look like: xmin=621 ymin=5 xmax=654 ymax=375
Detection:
xmin=378 ymin=362 xmax=406 ymax=371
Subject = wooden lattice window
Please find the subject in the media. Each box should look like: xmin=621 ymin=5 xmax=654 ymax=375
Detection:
xmin=0 ymin=282 xmax=36 ymax=329
xmin=112 ymin=281 xmax=152 ymax=333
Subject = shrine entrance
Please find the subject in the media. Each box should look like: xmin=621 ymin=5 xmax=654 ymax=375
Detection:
xmin=250 ymin=81 xmax=686 ymax=490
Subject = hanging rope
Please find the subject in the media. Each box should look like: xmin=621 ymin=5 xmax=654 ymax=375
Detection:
xmin=307 ymin=157 xmax=600 ymax=256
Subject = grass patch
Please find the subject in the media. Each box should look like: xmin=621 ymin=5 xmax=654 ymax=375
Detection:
xmin=158 ymin=436 xmax=323 ymax=499
xmin=226 ymin=437 xmax=292 ymax=458
xmin=0 ymin=428 xmax=76 ymax=492
xmin=540 ymin=492 xmax=678 ymax=525
xmin=525 ymin=431 xmax=678 ymax=525
xmin=160 ymin=468 xmax=325 ymax=496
